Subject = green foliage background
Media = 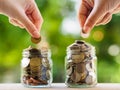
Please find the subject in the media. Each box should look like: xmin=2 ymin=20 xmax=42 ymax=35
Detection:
xmin=0 ymin=0 xmax=120 ymax=83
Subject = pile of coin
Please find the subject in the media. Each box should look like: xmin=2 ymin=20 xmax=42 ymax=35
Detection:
xmin=65 ymin=40 xmax=97 ymax=87
xmin=21 ymin=47 xmax=52 ymax=86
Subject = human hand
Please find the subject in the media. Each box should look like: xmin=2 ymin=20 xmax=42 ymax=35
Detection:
xmin=0 ymin=0 xmax=43 ymax=38
xmin=78 ymin=0 xmax=120 ymax=37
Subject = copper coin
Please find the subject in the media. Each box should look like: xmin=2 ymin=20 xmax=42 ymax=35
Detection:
xmin=31 ymin=36 xmax=41 ymax=44
xmin=76 ymin=62 xmax=86 ymax=73
xmin=71 ymin=71 xmax=82 ymax=83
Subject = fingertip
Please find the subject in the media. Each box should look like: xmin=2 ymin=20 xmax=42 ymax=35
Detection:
xmin=83 ymin=26 xmax=91 ymax=33
xmin=80 ymin=31 xmax=90 ymax=38
xmin=32 ymin=30 xmax=40 ymax=38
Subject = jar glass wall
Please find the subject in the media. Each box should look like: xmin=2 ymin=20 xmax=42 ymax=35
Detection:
xmin=21 ymin=47 xmax=52 ymax=87
xmin=65 ymin=40 xmax=97 ymax=88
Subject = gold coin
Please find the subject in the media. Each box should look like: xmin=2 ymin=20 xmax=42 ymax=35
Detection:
xmin=81 ymin=71 xmax=87 ymax=80
xmin=72 ymin=53 xmax=85 ymax=63
xmin=31 ymin=36 xmax=41 ymax=44
xmin=30 ymin=57 xmax=42 ymax=73
xmin=30 ymin=57 xmax=41 ymax=66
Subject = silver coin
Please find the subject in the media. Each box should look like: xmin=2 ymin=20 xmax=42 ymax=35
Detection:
xmin=21 ymin=58 xmax=30 ymax=68
xmin=86 ymin=62 xmax=94 ymax=72
xmin=89 ymin=71 xmax=96 ymax=82
xmin=85 ymin=71 xmax=96 ymax=85
xmin=66 ymin=66 xmax=73 ymax=76
xmin=66 ymin=61 xmax=73 ymax=69
xmin=42 ymin=58 xmax=50 ymax=68
xmin=46 ymin=70 xmax=51 ymax=80
xmin=80 ymin=44 xmax=91 ymax=52
xmin=85 ymin=75 xmax=93 ymax=85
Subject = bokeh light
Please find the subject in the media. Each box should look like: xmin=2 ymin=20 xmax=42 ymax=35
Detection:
xmin=93 ymin=30 xmax=104 ymax=42
xmin=108 ymin=44 xmax=120 ymax=56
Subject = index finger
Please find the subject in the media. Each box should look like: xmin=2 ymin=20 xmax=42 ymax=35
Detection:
xmin=32 ymin=2 xmax=43 ymax=31
xmin=78 ymin=0 xmax=92 ymax=28
xmin=26 ymin=1 xmax=43 ymax=31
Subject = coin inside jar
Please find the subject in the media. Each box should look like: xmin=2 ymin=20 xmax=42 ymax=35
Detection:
xmin=21 ymin=46 xmax=52 ymax=87
xmin=31 ymin=36 xmax=41 ymax=44
xmin=65 ymin=40 xmax=97 ymax=87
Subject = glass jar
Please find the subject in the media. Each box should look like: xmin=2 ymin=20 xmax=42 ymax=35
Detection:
xmin=65 ymin=40 xmax=97 ymax=88
xmin=21 ymin=46 xmax=52 ymax=87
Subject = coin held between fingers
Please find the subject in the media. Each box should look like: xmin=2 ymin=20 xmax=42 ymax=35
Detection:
xmin=31 ymin=36 xmax=41 ymax=44
xmin=80 ymin=30 xmax=90 ymax=38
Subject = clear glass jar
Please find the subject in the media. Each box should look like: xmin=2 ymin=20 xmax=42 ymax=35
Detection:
xmin=21 ymin=46 xmax=52 ymax=87
xmin=65 ymin=40 xmax=97 ymax=88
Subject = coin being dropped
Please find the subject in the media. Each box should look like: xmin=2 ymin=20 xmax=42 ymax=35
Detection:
xmin=80 ymin=30 xmax=90 ymax=38
xmin=31 ymin=36 xmax=41 ymax=44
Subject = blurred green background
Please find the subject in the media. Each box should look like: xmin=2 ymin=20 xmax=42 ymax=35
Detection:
xmin=0 ymin=0 xmax=120 ymax=83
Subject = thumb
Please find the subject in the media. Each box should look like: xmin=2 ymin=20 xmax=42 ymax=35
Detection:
xmin=17 ymin=11 xmax=40 ymax=38
xmin=83 ymin=5 xmax=105 ymax=33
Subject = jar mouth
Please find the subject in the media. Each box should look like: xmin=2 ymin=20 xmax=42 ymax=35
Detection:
xmin=22 ymin=48 xmax=42 ymax=58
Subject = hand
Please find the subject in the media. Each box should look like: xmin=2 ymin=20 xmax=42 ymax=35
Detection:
xmin=0 ymin=0 xmax=43 ymax=38
xmin=78 ymin=0 xmax=120 ymax=36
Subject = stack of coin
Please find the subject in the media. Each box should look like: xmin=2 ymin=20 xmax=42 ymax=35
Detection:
xmin=65 ymin=40 xmax=97 ymax=87
xmin=21 ymin=46 xmax=52 ymax=87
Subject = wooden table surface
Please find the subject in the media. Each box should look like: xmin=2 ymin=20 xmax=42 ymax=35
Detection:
xmin=0 ymin=83 xmax=120 ymax=90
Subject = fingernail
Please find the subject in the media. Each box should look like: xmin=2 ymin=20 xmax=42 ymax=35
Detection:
xmin=33 ymin=31 xmax=40 ymax=38
xmin=83 ymin=26 xmax=91 ymax=33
